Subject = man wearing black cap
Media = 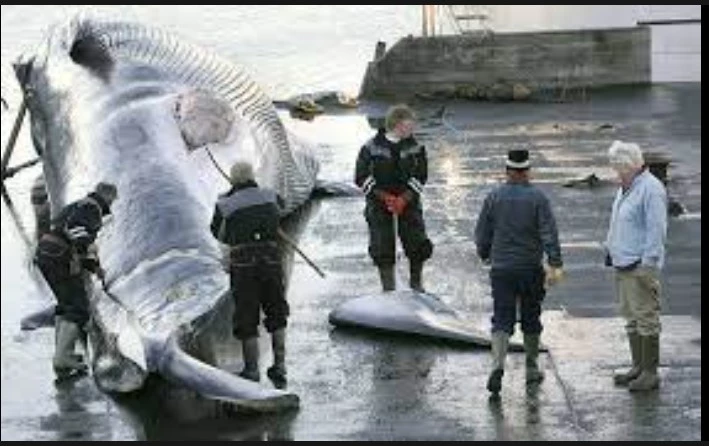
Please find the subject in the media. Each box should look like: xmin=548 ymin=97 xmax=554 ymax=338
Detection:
xmin=34 ymin=181 xmax=118 ymax=382
xmin=474 ymin=149 xmax=563 ymax=397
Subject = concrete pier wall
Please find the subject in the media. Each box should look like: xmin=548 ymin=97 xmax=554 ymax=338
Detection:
xmin=359 ymin=26 xmax=651 ymax=101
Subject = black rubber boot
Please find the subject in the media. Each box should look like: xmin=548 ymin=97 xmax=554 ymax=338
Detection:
xmin=267 ymin=328 xmax=287 ymax=389
xmin=378 ymin=265 xmax=396 ymax=292
xmin=409 ymin=261 xmax=424 ymax=292
xmin=238 ymin=337 xmax=260 ymax=382
xmin=524 ymin=333 xmax=545 ymax=384
xmin=486 ymin=332 xmax=509 ymax=395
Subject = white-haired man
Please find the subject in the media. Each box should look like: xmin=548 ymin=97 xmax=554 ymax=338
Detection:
xmin=210 ymin=161 xmax=289 ymax=389
xmin=605 ymin=140 xmax=668 ymax=391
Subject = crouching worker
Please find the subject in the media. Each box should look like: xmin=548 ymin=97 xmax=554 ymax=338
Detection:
xmin=34 ymin=182 xmax=118 ymax=382
xmin=210 ymin=161 xmax=289 ymax=389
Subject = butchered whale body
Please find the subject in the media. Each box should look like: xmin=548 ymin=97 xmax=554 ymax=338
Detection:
xmin=14 ymin=13 xmax=322 ymax=412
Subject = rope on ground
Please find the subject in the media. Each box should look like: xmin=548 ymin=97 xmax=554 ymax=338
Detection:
xmin=544 ymin=345 xmax=589 ymax=440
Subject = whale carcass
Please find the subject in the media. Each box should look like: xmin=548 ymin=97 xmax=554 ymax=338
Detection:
xmin=14 ymin=15 xmax=322 ymax=412
xmin=329 ymin=290 xmax=529 ymax=352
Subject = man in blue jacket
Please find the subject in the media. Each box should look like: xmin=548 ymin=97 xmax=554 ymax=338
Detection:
xmin=474 ymin=149 xmax=563 ymax=396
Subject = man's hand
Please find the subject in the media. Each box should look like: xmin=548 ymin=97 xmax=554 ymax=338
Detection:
xmin=384 ymin=194 xmax=400 ymax=214
xmin=545 ymin=265 xmax=564 ymax=287
xmin=375 ymin=190 xmax=403 ymax=215
xmin=95 ymin=266 xmax=106 ymax=281
xmin=81 ymin=257 xmax=100 ymax=273
xmin=375 ymin=190 xmax=413 ymax=215
xmin=389 ymin=195 xmax=408 ymax=215
xmin=388 ymin=190 xmax=413 ymax=216
xmin=375 ymin=190 xmax=396 ymax=209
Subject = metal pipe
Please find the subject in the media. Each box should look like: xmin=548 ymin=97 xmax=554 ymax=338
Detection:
xmin=2 ymin=157 xmax=41 ymax=180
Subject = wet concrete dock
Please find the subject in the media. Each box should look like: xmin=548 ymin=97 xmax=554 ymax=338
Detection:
xmin=1 ymin=83 xmax=701 ymax=440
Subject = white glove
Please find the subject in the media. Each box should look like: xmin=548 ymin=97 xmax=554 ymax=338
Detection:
xmin=545 ymin=265 xmax=564 ymax=287
xmin=480 ymin=257 xmax=491 ymax=269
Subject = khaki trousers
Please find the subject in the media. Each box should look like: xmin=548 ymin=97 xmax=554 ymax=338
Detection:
xmin=615 ymin=267 xmax=662 ymax=336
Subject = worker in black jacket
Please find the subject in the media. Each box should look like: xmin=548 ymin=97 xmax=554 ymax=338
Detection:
xmin=210 ymin=161 xmax=289 ymax=389
xmin=34 ymin=182 xmax=117 ymax=381
xmin=354 ymin=104 xmax=433 ymax=292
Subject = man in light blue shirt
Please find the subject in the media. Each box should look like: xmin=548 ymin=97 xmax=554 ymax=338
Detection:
xmin=604 ymin=140 xmax=667 ymax=392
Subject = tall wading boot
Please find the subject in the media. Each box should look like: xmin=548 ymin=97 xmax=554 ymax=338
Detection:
xmin=614 ymin=332 xmax=642 ymax=386
xmin=378 ymin=264 xmax=396 ymax=292
xmin=487 ymin=332 xmax=509 ymax=395
xmin=239 ymin=337 xmax=260 ymax=382
xmin=52 ymin=316 xmax=88 ymax=381
xmin=267 ymin=328 xmax=288 ymax=389
xmin=72 ymin=323 xmax=88 ymax=365
xmin=524 ymin=333 xmax=545 ymax=384
xmin=409 ymin=261 xmax=424 ymax=292
xmin=629 ymin=334 xmax=660 ymax=391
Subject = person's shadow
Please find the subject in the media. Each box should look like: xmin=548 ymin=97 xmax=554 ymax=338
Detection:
xmin=329 ymin=327 xmax=442 ymax=439
xmin=486 ymin=374 xmax=546 ymax=440
xmin=37 ymin=378 xmax=113 ymax=441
